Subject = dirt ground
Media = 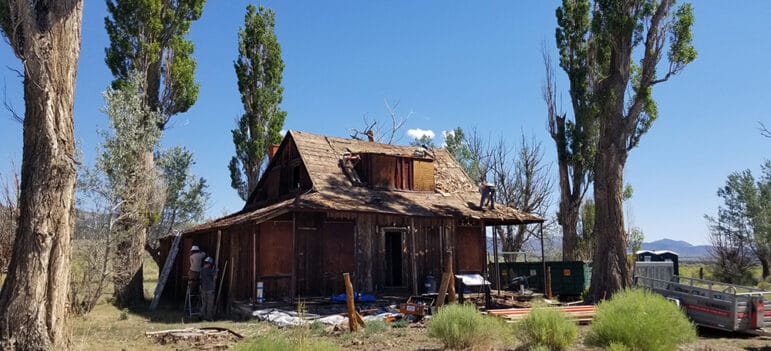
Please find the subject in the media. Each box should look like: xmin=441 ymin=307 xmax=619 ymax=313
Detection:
xmin=70 ymin=299 xmax=771 ymax=351
xmin=66 ymin=258 xmax=771 ymax=350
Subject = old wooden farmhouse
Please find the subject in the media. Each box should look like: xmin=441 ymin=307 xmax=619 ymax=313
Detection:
xmin=159 ymin=130 xmax=542 ymax=306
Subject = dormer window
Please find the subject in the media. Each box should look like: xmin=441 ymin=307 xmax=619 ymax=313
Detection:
xmin=351 ymin=153 xmax=434 ymax=191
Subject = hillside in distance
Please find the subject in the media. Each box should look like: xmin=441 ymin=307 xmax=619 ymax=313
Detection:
xmin=486 ymin=236 xmax=712 ymax=259
xmin=640 ymin=238 xmax=711 ymax=258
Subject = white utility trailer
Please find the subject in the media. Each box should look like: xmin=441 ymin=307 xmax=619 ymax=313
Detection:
xmin=635 ymin=261 xmax=771 ymax=334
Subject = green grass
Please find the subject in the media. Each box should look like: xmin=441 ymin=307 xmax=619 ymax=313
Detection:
xmin=363 ymin=320 xmax=389 ymax=337
xmin=517 ymin=306 xmax=577 ymax=351
xmin=236 ymin=334 xmax=340 ymax=351
xmin=679 ymin=263 xmax=768 ymax=288
xmin=428 ymin=303 xmax=512 ymax=350
xmin=588 ymin=288 xmax=696 ymax=351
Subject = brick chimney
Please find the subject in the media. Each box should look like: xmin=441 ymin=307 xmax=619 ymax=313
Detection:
xmin=268 ymin=144 xmax=280 ymax=161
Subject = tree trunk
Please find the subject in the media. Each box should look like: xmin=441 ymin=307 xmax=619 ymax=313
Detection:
xmin=560 ymin=203 xmax=579 ymax=261
xmin=145 ymin=242 xmax=163 ymax=268
xmin=113 ymin=229 xmax=147 ymax=307
xmin=112 ymin=152 xmax=154 ymax=307
xmin=587 ymin=123 xmax=631 ymax=303
xmin=760 ymin=255 xmax=770 ymax=280
xmin=0 ymin=2 xmax=83 ymax=349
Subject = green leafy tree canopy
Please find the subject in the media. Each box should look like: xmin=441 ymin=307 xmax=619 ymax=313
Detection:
xmin=229 ymin=5 xmax=287 ymax=201
xmin=105 ymin=0 xmax=205 ymax=126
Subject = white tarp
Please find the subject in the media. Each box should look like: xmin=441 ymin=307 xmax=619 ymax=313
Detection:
xmin=251 ymin=308 xmax=400 ymax=328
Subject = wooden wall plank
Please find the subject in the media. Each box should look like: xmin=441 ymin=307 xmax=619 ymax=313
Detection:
xmin=413 ymin=160 xmax=435 ymax=191
xmin=371 ymin=155 xmax=396 ymax=189
xmin=454 ymin=226 xmax=485 ymax=273
xmin=321 ymin=220 xmax=355 ymax=296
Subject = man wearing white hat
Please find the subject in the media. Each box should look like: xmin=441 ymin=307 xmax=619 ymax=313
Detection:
xmin=189 ymin=245 xmax=206 ymax=287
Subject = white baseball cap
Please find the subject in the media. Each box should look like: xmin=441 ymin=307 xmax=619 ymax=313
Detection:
xmin=191 ymin=245 xmax=200 ymax=252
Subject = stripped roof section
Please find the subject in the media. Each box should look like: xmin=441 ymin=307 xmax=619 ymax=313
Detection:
xmin=289 ymin=130 xmax=480 ymax=194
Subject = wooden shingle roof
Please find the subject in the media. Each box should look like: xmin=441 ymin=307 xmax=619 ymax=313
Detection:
xmin=184 ymin=130 xmax=543 ymax=234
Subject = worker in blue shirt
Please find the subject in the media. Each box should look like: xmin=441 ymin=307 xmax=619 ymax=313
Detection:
xmin=199 ymin=257 xmax=218 ymax=320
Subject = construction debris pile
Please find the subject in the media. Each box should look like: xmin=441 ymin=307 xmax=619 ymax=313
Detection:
xmin=145 ymin=327 xmax=243 ymax=349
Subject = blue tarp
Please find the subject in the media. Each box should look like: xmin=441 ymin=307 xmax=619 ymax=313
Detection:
xmin=330 ymin=292 xmax=376 ymax=303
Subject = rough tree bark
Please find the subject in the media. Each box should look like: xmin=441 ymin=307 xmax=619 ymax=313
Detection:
xmin=112 ymin=153 xmax=153 ymax=307
xmin=583 ymin=0 xmax=695 ymax=302
xmin=587 ymin=118 xmax=631 ymax=302
xmin=0 ymin=1 xmax=83 ymax=349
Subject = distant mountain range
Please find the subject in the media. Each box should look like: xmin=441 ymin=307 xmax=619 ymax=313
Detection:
xmin=640 ymin=238 xmax=712 ymax=258
xmin=486 ymin=236 xmax=713 ymax=259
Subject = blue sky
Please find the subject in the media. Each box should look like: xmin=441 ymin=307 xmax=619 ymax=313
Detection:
xmin=0 ymin=1 xmax=768 ymax=245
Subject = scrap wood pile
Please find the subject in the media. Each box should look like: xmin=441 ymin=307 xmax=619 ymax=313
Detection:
xmin=146 ymin=327 xmax=243 ymax=349
xmin=487 ymin=305 xmax=595 ymax=324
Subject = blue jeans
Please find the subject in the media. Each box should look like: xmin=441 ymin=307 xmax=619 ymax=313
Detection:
xmin=480 ymin=187 xmax=495 ymax=209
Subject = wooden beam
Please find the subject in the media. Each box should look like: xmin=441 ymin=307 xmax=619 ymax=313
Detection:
xmin=343 ymin=273 xmax=359 ymax=332
xmin=540 ymin=222 xmax=546 ymax=294
xmin=214 ymin=230 xmax=222 ymax=265
xmin=546 ymin=265 xmax=553 ymax=300
xmin=436 ymin=272 xmax=451 ymax=307
xmin=410 ymin=219 xmax=418 ymax=296
xmin=492 ymin=225 xmax=500 ymax=295
xmin=252 ymin=229 xmax=257 ymax=302
xmin=291 ymin=212 xmax=297 ymax=299
xmin=447 ymin=249 xmax=457 ymax=303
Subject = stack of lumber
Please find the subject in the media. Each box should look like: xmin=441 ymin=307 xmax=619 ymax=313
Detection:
xmin=487 ymin=305 xmax=595 ymax=324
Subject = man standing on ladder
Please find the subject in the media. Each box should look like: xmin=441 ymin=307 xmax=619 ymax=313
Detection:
xmin=200 ymin=257 xmax=218 ymax=320
xmin=189 ymin=245 xmax=206 ymax=292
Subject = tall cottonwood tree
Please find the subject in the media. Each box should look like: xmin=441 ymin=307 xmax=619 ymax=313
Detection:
xmin=104 ymin=0 xmax=205 ymax=305
xmin=0 ymin=1 xmax=83 ymax=349
xmin=230 ymin=5 xmax=286 ymax=201
xmin=99 ymin=73 xmax=164 ymax=307
xmin=559 ymin=0 xmax=696 ymax=302
xmin=546 ymin=0 xmax=599 ymax=260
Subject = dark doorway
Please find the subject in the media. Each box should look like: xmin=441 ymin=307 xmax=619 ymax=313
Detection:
xmin=384 ymin=231 xmax=403 ymax=286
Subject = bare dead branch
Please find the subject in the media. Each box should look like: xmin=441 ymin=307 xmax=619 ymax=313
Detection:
xmin=383 ymin=98 xmax=412 ymax=144
xmin=760 ymin=122 xmax=770 ymax=139
xmin=3 ymin=80 xmax=23 ymax=124
xmin=349 ymin=116 xmax=377 ymax=141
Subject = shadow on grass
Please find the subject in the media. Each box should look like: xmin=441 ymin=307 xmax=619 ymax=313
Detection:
xmin=696 ymin=326 xmax=762 ymax=340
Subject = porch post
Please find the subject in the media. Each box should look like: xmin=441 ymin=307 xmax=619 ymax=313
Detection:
xmin=492 ymin=224 xmax=500 ymax=295
xmin=540 ymin=222 xmax=546 ymax=293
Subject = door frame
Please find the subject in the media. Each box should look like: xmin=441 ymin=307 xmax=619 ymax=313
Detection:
xmin=380 ymin=226 xmax=408 ymax=288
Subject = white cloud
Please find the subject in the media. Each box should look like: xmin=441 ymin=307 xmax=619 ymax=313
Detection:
xmin=406 ymin=128 xmax=435 ymax=140
xmin=280 ymin=129 xmax=287 ymax=136
xmin=440 ymin=130 xmax=453 ymax=147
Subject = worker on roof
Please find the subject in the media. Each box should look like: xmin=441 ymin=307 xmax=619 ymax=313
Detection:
xmin=200 ymin=256 xmax=218 ymax=320
xmin=479 ymin=179 xmax=496 ymax=210
xmin=189 ymin=245 xmax=206 ymax=291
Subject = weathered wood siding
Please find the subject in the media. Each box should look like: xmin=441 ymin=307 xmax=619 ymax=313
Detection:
xmin=160 ymin=211 xmax=486 ymax=304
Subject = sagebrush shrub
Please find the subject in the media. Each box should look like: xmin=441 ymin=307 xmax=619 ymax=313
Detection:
xmin=428 ymin=303 xmax=511 ymax=350
xmin=517 ymin=306 xmax=577 ymax=350
xmin=589 ymin=288 xmax=696 ymax=351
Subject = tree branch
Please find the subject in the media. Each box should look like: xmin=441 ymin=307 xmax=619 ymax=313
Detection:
xmin=2 ymin=78 xmax=22 ymax=123
xmin=760 ymin=122 xmax=771 ymax=139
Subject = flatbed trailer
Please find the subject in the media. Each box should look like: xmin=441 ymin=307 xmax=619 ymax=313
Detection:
xmin=635 ymin=261 xmax=771 ymax=334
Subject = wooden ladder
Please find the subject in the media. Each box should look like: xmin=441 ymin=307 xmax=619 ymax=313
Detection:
xmin=149 ymin=231 xmax=182 ymax=311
